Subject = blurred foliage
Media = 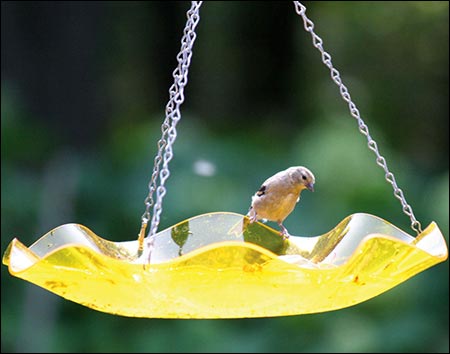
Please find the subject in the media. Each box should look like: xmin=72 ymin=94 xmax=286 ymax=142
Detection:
xmin=1 ymin=1 xmax=448 ymax=353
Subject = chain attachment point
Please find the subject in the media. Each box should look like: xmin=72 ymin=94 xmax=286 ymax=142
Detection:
xmin=137 ymin=220 xmax=147 ymax=258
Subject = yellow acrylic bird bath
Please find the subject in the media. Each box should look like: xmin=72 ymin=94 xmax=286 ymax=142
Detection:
xmin=3 ymin=2 xmax=448 ymax=320
xmin=3 ymin=212 xmax=447 ymax=318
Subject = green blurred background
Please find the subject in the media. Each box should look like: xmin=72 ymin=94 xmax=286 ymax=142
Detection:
xmin=1 ymin=1 xmax=448 ymax=352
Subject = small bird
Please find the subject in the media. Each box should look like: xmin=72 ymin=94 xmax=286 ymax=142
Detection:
xmin=247 ymin=166 xmax=315 ymax=238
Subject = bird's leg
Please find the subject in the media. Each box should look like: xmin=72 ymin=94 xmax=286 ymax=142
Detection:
xmin=247 ymin=207 xmax=258 ymax=223
xmin=277 ymin=222 xmax=290 ymax=239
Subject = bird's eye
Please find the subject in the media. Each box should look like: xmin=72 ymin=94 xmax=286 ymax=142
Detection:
xmin=302 ymin=175 xmax=307 ymax=180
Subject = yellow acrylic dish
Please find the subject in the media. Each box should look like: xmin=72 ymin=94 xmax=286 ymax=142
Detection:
xmin=2 ymin=212 xmax=448 ymax=318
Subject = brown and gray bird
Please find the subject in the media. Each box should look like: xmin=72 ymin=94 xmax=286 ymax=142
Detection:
xmin=247 ymin=166 xmax=315 ymax=238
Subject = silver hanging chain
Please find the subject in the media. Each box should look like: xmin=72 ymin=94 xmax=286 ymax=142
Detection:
xmin=293 ymin=1 xmax=422 ymax=235
xmin=137 ymin=0 xmax=422 ymax=246
xmin=138 ymin=1 xmax=203 ymax=257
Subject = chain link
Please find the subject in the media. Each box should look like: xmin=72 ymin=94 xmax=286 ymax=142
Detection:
xmin=139 ymin=1 xmax=203 ymax=260
xmin=293 ymin=1 xmax=422 ymax=235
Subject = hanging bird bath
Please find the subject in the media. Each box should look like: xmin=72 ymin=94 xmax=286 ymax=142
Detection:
xmin=3 ymin=1 xmax=448 ymax=318
xmin=3 ymin=212 xmax=447 ymax=318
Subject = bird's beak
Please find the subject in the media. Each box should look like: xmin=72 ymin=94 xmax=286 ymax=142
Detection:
xmin=306 ymin=183 xmax=314 ymax=192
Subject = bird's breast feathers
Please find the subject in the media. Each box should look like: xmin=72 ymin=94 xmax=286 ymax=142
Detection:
xmin=251 ymin=189 xmax=300 ymax=222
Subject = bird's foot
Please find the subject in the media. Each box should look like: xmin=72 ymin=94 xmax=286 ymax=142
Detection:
xmin=278 ymin=223 xmax=290 ymax=240
xmin=280 ymin=232 xmax=290 ymax=240
xmin=247 ymin=209 xmax=258 ymax=224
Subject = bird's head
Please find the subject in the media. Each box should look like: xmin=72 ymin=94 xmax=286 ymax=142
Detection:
xmin=289 ymin=166 xmax=315 ymax=192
